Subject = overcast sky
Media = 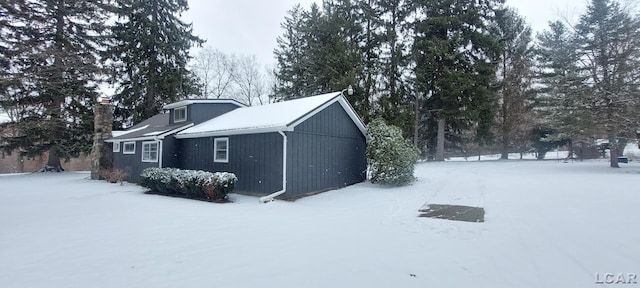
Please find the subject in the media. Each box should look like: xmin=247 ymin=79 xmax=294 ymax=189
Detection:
xmin=183 ymin=0 xmax=586 ymax=67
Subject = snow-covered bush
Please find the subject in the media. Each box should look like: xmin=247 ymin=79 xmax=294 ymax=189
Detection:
xmin=367 ymin=118 xmax=420 ymax=185
xmin=140 ymin=168 xmax=238 ymax=200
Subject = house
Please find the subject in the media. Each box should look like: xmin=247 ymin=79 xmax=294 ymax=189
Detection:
xmin=106 ymin=92 xmax=368 ymax=199
xmin=106 ymin=99 xmax=245 ymax=182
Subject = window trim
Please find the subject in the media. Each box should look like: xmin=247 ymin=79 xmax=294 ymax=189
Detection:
xmin=174 ymin=106 xmax=187 ymax=122
xmin=141 ymin=141 xmax=160 ymax=163
xmin=112 ymin=142 xmax=120 ymax=152
xmin=213 ymin=137 xmax=229 ymax=163
xmin=123 ymin=142 xmax=136 ymax=154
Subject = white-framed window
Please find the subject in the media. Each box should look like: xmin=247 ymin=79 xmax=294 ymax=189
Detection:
xmin=214 ymin=137 xmax=229 ymax=163
xmin=174 ymin=106 xmax=187 ymax=122
xmin=123 ymin=142 xmax=136 ymax=154
xmin=113 ymin=142 xmax=120 ymax=152
xmin=142 ymin=141 xmax=159 ymax=162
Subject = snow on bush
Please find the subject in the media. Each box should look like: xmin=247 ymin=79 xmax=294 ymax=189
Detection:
xmin=366 ymin=118 xmax=419 ymax=185
xmin=140 ymin=168 xmax=237 ymax=201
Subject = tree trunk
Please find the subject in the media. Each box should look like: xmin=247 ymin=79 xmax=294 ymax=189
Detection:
xmin=413 ymin=93 xmax=420 ymax=148
xmin=436 ymin=118 xmax=445 ymax=161
xmin=46 ymin=147 xmax=62 ymax=171
xmin=17 ymin=153 xmax=24 ymax=173
xmin=609 ymin=134 xmax=619 ymax=168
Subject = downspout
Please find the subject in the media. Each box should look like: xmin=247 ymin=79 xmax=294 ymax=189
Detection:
xmin=157 ymin=137 xmax=163 ymax=168
xmin=259 ymin=130 xmax=287 ymax=203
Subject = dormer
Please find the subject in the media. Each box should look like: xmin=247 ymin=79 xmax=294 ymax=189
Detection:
xmin=163 ymin=99 xmax=246 ymax=125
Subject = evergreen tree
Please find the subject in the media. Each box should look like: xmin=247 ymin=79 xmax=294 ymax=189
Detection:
xmin=573 ymin=0 xmax=640 ymax=167
xmin=106 ymin=0 xmax=202 ymax=127
xmin=367 ymin=118 xmax=419 ymax=185
xmin=0 ymin=0 xmax=109 ymax=169
xmin=535 ymin=21 xmax=588 ymax=157
xmin=273 ymin=1 xmax=366 ymax=116
xmin=493 ymin=8 xmax=535 ymax=159
xmin=356 ymin=0 xmax=383 ymax=122
xmin=411 ymin=0 xmax=502 ymax=158
xmin=377 ymin=0 xmax=413 ymax=137
xmin=273 ymin=4 xmax=311 ymax=101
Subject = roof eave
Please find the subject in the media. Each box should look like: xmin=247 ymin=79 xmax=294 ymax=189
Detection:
xmin=106 ymin=123 xmax=194 ymax=142
xmin=162 ymin=99 xmax=247 ymax=110
xmin=175 ymin=125 xmax=289 ymax=139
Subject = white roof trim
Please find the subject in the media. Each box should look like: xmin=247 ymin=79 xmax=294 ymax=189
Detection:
xmin=111 ymin=125 xmax=149 ymax=138
xmin=288 ymin=95 xmax=367 ymax=136
xmin=106 ymin=123 xmax=194 ymax=142
xmin=163 ymin=99 xmax=246 ymax=110
xmin=175 ymin=126 xmax=290 ymax=139
xmin=175 ymin=93 xmax=367 ymax=139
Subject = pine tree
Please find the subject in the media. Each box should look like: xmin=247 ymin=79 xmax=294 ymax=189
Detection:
xmin=273 ymin=4 xmax=310 ymax=101
xmin=273 ymin=1 xmax=366 ymax=115
xmin=377 ymin=0 xmax=413 ymax=137
xmin=411 ymin=0 xmax=502 ymax=158
xmin=1 ymin=0 xmax=109 ymax=170
xmin=106 ymin=0 xmax=203 ymax=127
xmin=493 ymin=8 xmax=535 ymax=159
xmin=535 ymin=21 xmax=589 ymax=157
xmin=573 ymin=0 xmax=640 ymax=167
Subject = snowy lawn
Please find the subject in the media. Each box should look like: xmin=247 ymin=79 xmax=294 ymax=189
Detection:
xmin=1 ymin=160 xmax=639 ymax=288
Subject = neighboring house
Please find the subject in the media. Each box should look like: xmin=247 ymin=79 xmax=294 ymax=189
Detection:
xmin=0 ymin=114 xmax=90 ymax=173
xmin=106 ymin=92 xmax=368 ymax=199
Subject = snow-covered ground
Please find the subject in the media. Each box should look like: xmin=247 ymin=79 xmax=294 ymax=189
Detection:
xmin=449 ymin=141 xmax=640 ymax=162
xmin=1 ymin=161 xmax=639 ymax=288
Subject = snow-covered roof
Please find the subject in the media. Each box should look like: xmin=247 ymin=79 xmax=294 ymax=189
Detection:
xmin=106 ymin=114 xmax=193 ymax=142
xmin=176 ymin=92 xmax=365 ymax=138
xmin=163 ymin=99 xmax=246 ymax=110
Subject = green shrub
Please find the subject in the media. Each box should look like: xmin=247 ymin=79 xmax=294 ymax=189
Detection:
xmin=367 ymin=118 xmax=420 ymax=185
xmin=140 ymin=168 xmax=238 ymax=201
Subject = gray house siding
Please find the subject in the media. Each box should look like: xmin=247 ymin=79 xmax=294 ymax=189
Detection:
xmin=112 ymin=140 xmax=160 ymax=183
xmin=169 ymin=103 xmax=240 ymax=125
xmin=178 ymin=133 xmax=284 ymax=195
xmin=286 ymin=102 xmax=367 ymax=196
xmin=161 ymin=137 xmax=179 ymax=168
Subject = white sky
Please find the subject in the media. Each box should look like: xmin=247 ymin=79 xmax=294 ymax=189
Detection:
xmin=182 ymin=0 xmax=587 ymax=67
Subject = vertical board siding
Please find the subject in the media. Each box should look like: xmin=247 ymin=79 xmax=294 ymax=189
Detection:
xmin=169 ymin=103 xmax=239 ymax=125
xmin=162 ymin=137 xmax=179 ymax=168
xmin=189 ymin=103 xmax=240 ymax=125
xmin=112 ymin=140 xmax=159 ymax=183
xmin=179 ymin=133 xmax=283 ymax=195
xmin=287 ymin=102 xmax=367 ymax=196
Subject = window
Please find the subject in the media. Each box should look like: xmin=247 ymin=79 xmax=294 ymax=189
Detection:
xmin=112 ymin=142 xmax=120 ymax=152
xmin=123 ymin=142 xmax=135 ymax=154
xmin=174 ymin=106 xmax=187 ymax=122
xmin=142 ymin=141 xmax=159 ymax=162
xmin=214 ymin=138 xmax=229 ymax=163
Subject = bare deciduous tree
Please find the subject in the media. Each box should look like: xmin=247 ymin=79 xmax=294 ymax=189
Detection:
xmin=191 ymin=49 xmax=270 ymax=106
xmin=191 ymin=46 xmax=236 ymax=99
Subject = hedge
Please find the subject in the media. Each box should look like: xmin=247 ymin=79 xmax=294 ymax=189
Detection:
xmin=140 ymin=168 xmax=237 ymax=201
